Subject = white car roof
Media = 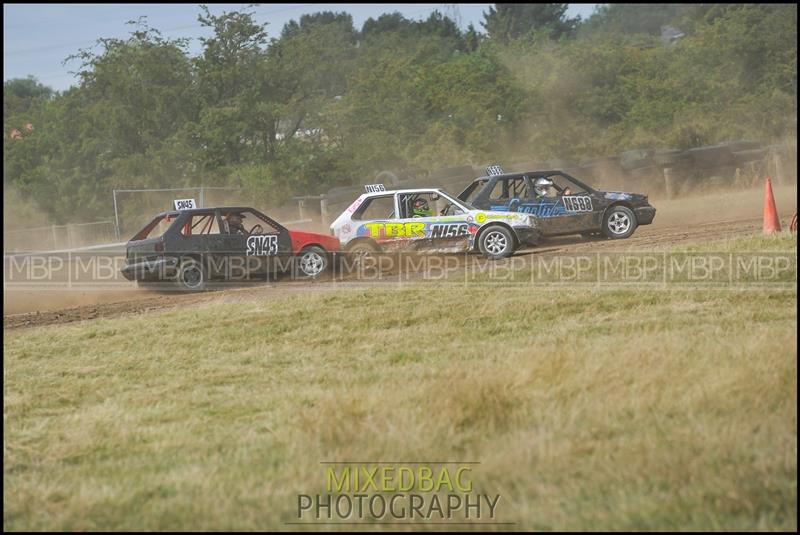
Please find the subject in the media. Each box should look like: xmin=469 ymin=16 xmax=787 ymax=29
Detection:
xmin=358 ymin=188 xmax=448 ymax=198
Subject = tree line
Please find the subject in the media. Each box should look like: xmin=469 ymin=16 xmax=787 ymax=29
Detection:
xmin=3 ymin=4 xmax=797 ymax=223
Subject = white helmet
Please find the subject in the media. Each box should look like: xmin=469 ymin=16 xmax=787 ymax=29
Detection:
xmin=534 ymin=177 xmax=554 ymax=196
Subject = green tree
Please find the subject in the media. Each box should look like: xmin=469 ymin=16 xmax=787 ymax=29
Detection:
xmin=4 ymin=76 xmax=54 ymax=122
xmin=482 ymin=4 xmax=580 ymax=43
xmin=580 ymin=4 xmax=691 ymax=37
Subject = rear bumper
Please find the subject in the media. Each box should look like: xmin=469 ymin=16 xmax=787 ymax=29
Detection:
xmin=513 ymin=227 xmax=542 ymax=247
xmin=121 ymin=256 xmax=178 ymax=281
xmin=635 ymin=206 xmax=657 ymax=225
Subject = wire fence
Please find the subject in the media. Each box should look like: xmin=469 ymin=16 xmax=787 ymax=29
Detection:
xmin=3 ymin=221 xmax=118 ymax=253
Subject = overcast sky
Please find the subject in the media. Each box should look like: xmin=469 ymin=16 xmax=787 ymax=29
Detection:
xmin=4 ymin=3 xmax=599 ymax=91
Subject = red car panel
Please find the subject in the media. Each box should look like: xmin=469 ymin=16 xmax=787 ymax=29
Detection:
xmin=288 ymin=230 xmax=341 ymax=253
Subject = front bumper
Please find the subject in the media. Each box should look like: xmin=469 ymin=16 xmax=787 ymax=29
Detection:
xmin=634 ymin=205 xmax=657 ymax=225
xmin=513 ymin=227 xmax=542 ymax=247
xmin=120 ymin=256 xmax=178 ymax=281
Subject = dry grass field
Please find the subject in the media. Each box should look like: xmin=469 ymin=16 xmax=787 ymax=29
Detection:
xmin=4 ymin=234 xmax=797 ymax=530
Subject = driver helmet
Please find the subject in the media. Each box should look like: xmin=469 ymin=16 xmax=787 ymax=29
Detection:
xmin=226 ymin=212 xmax=246 ymax=232
xmin=411 ymin=198 xmax=433 ymax=217
xmin=534 ymin=177 xmax=554 ymax=197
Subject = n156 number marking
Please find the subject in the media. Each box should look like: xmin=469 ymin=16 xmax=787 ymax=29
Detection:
xmin=562 ymin=196 xmax=593 ymax=212
xmin=430 ymin=223 xmax=468 ymax=238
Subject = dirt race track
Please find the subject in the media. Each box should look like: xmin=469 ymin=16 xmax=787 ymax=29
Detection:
xmin=4 ymin=184 xmax=797 ymax=330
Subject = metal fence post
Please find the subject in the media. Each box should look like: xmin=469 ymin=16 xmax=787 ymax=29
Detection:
xmin=113 ymin=189 xmax=121 ymax=240
xmin=320 ymin=196 xmax=328 ymax=228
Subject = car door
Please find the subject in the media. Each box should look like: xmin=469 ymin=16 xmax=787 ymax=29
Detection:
xmin=519 ymin=174 xmax=591 ymax=235
xmin=242 ymin=209 xmax=294 ymax=276
xmin=395 ymin=192 xmax=471 ymax=252
xmin=173 ymin=210 xmax=216 ymax=271
xmin=172 ymin=210 xmax=239 ymax=279
xmin=549 ymin=174 xmax=596 ymax=234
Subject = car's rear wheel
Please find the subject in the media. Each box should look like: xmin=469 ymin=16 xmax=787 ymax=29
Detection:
xmin=346 ymin=240 xmax=378 ymax=255
xmin=345 ymin=240 xmax=379 ymax=269
xmin=603 ymin=206 xmax=637 ymax=239
xmin=478 ymin=225 xmax=516 ymax=259
xmin=296 ymin=246 xmax=328 ymax=278
xmin=176 ymin=257 xmax=206 ymax=291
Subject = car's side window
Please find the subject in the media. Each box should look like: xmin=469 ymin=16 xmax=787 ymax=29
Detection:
xmin=508 ymin=178 xmax=529 ymax=198
xmin=550 ymin=174 xmax=587 ymax=195
xmin=352 ymin=195 xmax=396 ymax=220
xmin=181 ymin=214 xmax=223 ymax=236
xmin=488 ymin=180 xmax=507 ymax=201
xmin=239 ymin=210 xmax=281 ymax=235
xmin=398 ymin=193 xmax=448 ymax=219
xmin=486 ymin=178 xmax=529 ymax=202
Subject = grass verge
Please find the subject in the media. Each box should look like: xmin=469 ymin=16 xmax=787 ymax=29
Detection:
xmin=4 ymin=235 xmax=797 ymax=530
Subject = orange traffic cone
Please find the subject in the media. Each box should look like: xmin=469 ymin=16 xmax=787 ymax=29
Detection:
xmin=763 ymin=176 xmax=781 ymax=234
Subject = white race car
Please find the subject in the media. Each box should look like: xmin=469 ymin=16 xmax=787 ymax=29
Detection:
xmin=330 ymin=186 xmax=541 ymax=259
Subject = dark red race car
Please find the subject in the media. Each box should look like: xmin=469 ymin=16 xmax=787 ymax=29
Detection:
xmin=121 ymin=206 xmax=340 ymax=291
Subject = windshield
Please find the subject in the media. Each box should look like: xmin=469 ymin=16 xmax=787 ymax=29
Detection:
xmin=438 ymin=190 xmax=475 ymax=212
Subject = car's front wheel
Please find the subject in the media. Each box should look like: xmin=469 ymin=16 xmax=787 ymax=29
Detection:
xmin=478 ymin=225 xmax=516 ymax=259
xmin=296 ymin=246 xmax=329 ymax=278
xmin=603 ymin=206 xmax=637 ymax=239
xmin=176 ymin=257 xmax=206 ymax=291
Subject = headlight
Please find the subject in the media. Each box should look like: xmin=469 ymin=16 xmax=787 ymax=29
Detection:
xmin=527 ymin=215 xmax=537 ymax=227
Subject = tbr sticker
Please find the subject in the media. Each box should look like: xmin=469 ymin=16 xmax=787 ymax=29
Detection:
xmin=362 ymin=222 xmax=426 ymax=238
xmin=562 ymin=195 xmax=593 ymax=212
xmin=430 ymin=223 xmax=468 ymax=238
xmin=246 ymin=235 xmax=278 ymax=256
xmin=476 ymin=213 xmax=487 ymax=223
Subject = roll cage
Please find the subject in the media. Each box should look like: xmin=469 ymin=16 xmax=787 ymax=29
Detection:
xmin=460 ymin=171 xmax=597 ymax=204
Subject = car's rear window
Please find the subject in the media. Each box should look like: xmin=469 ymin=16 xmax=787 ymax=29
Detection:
xmin=131 ymin=214 xmax=177 ymax=241
xmin=459 ymin=179 xmax=488 ymax=204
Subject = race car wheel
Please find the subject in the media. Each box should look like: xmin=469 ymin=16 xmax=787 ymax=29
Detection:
xmin=176 ymin=257 xmax=206 ymax=291
xmin=296 ymin=246 xmax=328 ymax=278
xmin=603 ymin=206 xmax=637 ymax=239
xmin=478 ymin=225 xmax=515 ymax=260
xmin=345 ymin=240 xmax=379 ymax=269
xmin=346 ymin=240 xmax=379 ymax=256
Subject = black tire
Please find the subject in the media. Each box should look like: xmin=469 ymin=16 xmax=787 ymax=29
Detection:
xmin=603 ymin=206 xmax=637 ymax=239
xmin=176 ymin=257 xmax=206 ymax=291
xmin=346 ymin=240 xmax=379 ymax=255
xmin=478 ymin=225 xmax=516 ymax=260
xmin=296 ymin=246 xmax=329 ymax=278
xmin=344 ymin=240 xmax=379 ymax=270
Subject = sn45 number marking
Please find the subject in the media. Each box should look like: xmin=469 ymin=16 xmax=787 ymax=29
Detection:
xmin=246 ymin=235 xmax=278 ymax=256
xmin=562 ymin=195 xmax=593 ymax=212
